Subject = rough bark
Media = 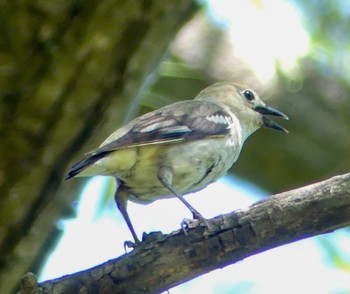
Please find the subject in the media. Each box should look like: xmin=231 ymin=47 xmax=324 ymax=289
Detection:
xmin=18 ymin=173 xmax=350 ymax=294
xmin=0 ymin=1 xmax=199 ymax=293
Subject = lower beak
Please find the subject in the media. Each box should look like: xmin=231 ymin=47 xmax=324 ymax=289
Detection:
xmin=255 ymin=105 xmax=289 ymax=133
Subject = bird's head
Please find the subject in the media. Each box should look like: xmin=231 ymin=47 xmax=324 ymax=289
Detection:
xmin=195 ymin=82 xmax=289 ymax=136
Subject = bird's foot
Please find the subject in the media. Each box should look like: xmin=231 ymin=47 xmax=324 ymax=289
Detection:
xmin=123 ymin=240 xmax=139 ymax=251
xmin=181 ymin=218 xmax=200 ymax=231
xmin=123 ymin=231 xmax=168 ymax=251
xmin=123 ymin=235 xmax=142 ymax=251
xmin=181 ymin=212 xmax=212 ymax=235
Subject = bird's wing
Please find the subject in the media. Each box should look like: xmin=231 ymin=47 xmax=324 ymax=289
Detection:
xmin=95 ymin=100 xmax=233 ymax=152
xmin=66 ymin=101 xmax=234 ymax=179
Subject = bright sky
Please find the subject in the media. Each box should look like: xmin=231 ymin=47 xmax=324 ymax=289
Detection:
xmin=39 ymin=1 xmax=349 ymax=293
xmin=207 ymin=0 xmax=309 ymax=83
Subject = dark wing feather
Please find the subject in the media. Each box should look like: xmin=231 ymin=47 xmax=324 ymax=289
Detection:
xmin=95 ymin=101 xmax=232 ymax=152
xmin=65 ymin=151 xmax=110 ymax=179
xmin=66 ymin=101 xmax=232 ymax=179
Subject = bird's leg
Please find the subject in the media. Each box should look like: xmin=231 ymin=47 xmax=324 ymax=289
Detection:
xmin=158 ymin=167 xmax=205 ymax=223
xmin=114 ymin=182 xmax=140 ymax=245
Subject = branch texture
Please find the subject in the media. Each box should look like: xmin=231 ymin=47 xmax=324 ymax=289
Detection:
xmin=20 ymin=172 xmax=350 ymax=294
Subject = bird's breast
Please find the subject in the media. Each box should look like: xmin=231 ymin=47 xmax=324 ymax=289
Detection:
xmin=126 ymin=135 xmax=243 ymax=203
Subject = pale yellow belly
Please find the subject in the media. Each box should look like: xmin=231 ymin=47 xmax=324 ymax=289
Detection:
xmin=80 ymin=138 xmax=241 ymax=204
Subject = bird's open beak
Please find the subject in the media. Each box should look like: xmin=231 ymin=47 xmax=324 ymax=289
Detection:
xmin=255 ymin=105 xmax=289 ymax=133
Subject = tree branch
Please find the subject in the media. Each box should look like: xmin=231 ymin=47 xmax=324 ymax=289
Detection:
xmin=19 ymin=172 xmax=350 ymax=294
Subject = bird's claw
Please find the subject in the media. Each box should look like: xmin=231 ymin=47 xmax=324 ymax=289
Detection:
xmin=181 ymin=218 xmax=201 ymax=231
xmin=181 ymin=212 xmax=211 ymax=236
xmin=123 ymin=240 xmax=139 ymax=251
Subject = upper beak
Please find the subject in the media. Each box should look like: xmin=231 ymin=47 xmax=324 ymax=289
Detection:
xmin=254 ymin=105 xmax=289 ymax=133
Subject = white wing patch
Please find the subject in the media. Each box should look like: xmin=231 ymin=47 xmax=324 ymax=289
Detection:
xmin=206 ymin=114 xmax=233 ymax=126
xmin=139 ymin=119 xmax=175 ymax=133
xmin=226 ymin=113 xmax=243 ymax=147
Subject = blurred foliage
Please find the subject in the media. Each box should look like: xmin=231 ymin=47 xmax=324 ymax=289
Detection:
xmin=293 ymin=0 xmax=350 ymax=81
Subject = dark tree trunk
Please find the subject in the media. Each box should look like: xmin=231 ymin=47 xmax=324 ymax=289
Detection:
xmin=0 ymin=1 xmax=199 ymax=293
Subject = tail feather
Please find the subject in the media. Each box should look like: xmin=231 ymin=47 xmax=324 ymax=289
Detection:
xmin=65 ymin=151 xmax=109 ymax=180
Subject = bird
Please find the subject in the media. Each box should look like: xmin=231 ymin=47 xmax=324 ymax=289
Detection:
xmin=66 ymin=82 xmax=288 ymax=243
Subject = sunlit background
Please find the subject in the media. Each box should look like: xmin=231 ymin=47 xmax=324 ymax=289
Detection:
xmin=39 ymin=0 xmax=350 ymax=293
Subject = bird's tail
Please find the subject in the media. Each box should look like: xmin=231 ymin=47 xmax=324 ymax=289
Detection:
xmin=65 ymin=151 xmax=109 ymax=180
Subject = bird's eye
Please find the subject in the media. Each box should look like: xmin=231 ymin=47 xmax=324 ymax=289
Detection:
xmin=243 ymin=90 xmax=255 ymax=102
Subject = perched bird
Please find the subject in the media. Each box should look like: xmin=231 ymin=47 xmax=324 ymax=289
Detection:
xmin=66 ymin=82 xmax=288 ymax=243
